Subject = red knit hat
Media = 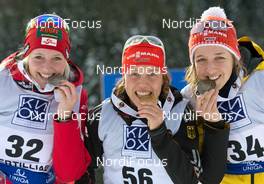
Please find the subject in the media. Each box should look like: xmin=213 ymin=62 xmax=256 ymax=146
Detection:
xmin=122 ymin=36 xmax=166 ymax=74
xmin=23 ymin=14 xmax=70 ymax=60
xmin=189 ymin=7 xmax=241 ymax=63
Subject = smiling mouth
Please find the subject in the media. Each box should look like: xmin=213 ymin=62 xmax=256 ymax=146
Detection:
xmin=208 ymin=75 xmax=221 ymax=81
xmin=135 ymin=91 xmax=156 ymax=102
xmin=38 ymin=73 xmax=54 ymax=80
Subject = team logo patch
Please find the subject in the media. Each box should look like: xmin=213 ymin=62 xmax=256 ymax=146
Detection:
xmin=217 ymin=94 xmax=251 ymax=129
xmin=41 ymin=37 xmax=57 ymax=47
xmin=187 ymin=125 xmax=196 ymax=139
xmin=12 ymin=95 xmax=50 ymax=130
xmin=122 ymin=124 xmax=151 ymax=158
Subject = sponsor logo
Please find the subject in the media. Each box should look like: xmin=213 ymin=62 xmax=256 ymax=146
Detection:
xmin=217 ymin=95 xmax=251 ymax=129
xmin=243 ymin=161 xmax=264 ymax=172
xmin=37 ymin=27 xmax=62 ymax=40
xmin=127 ymin=51 xmax=160 ymax=60
xmin=204 ymin=37 xmax=216 ymax=42
xmin=9 ymin=169 xmax=29 ymax=184
xmin=122 ymin=125 xmax=151 ymax=158
xmin=12 ymin=95 xmax=50 ymax=129
xmin=17 ymin=81 xmax=33 ymax=90
xmin=41 ymin=37 xmax=57 ymax=47
xmin=202 ymin=29 xmax=227 ymax=37
xmin=0 ymin=158 xmax=50 ymax=172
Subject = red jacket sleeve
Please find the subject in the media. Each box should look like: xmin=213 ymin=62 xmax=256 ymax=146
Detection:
xmin=52 ymin=88 xmax=91 ymax=183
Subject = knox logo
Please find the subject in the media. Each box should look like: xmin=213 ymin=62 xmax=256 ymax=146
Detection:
xmin=122 ymin=125 xmax=151 ymax=158
xmin=12 ymin=95 xmax=50 ymax=129
xmin=217 ymin=94 xmax=251 ymax=129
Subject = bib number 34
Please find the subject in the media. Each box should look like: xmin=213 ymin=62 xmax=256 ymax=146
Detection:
xmin=229 ymin=135 xmax=264 ymax=161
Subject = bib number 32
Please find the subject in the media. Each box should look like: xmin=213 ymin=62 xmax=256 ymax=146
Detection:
xmin=5 ymin=135 xmax=43 ymax=162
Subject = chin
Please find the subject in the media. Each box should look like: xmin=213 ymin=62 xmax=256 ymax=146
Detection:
xmin=216 ymin=83 xmax=225 ymax=90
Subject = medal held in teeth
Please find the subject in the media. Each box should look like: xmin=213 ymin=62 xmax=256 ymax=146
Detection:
xmin=138 ymin=93 xmax=157 ymax=103
xmin=196 ymin=79 xmax=216 ymax=95
xmin=47 ymin=74 xmax=67 ymax=86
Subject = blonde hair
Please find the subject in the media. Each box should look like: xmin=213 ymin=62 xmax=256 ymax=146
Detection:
xmin=185 ymin=54 xmax=247 ymax=92
xmin=114 ymin=74 xmax=171 ymax=101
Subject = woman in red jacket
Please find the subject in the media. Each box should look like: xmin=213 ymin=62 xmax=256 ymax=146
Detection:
xmin=0 ymin=14 xmax=91 ymax=184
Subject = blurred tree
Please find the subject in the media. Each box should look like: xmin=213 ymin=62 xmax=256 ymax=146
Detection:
xmin=0 ymin=0 xmax=262 ymax=108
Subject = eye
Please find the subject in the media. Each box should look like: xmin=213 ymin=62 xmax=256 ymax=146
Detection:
xmin=215 ymin=56 xmax=226 ymax=61
xmin=148 ymin=72 xmax=157 ymax=77
xmin=130 ymin=72 xmax=140 ymax=77
xmin=34 ymin=55 xmax=43 ymax=60
xmin=53 ymin=57 xmax=63 ymax=62
xmin=195 ymin=58 xmax=206 ymax=63
xmin=214 ymin=56 xmax=228 ymax=63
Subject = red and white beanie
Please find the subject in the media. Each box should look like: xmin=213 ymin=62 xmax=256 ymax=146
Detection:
xmin=189 ymin=7 xmax=241 ymax=63
xmin=122 ymin=41 xmax=166 ymax=74
xmin=23 ymin=14 xmax=71 ymax=60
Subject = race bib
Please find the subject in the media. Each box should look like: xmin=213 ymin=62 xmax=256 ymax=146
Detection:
xmin=0 ymin=126 xmax=53 ymax=173
xmin=227 ymin=126 xmax=264 ymax=163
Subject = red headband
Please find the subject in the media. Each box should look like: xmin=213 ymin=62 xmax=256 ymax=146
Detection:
xmin=189 ymin=16 xmax=240 ymax=63
xmin=23 ymin=23 xmax=70 ymax=60
xmin=122 ymin=42 xmax=165 ymax=74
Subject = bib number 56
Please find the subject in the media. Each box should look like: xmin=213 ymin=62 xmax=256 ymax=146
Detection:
xmin=122 ymin=166 xmax=153 ymax=184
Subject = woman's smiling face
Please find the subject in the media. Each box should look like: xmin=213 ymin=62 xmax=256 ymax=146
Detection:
xmin=28 ymin=48 xmax=67 ymax=88
xmin=124 ymin=65 xmax=163 ymax=108
xmin=194 ymin=46 xmax=234 ymax=90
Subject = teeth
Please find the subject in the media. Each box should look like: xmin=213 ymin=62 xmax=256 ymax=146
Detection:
xmin=209 ymin=75 xmax=220 ymax=80
xmin=40 ymin=74 xmax=53 ymax=79
xmin=136 ymin=91 xmax=151 ymax=96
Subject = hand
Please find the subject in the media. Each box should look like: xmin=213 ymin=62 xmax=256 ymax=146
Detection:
xmin=54 ymin=80 xmax=78 ymax=120
xmin=196 ymin=89 xmax=222 ymax=122
xmin=137 ymin=101 xmax=164 ymax=130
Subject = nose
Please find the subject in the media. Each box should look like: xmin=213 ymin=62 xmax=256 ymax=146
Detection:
xmin=205 ymin=62 xmax=217 ymax=76
xmin=41 ymin=59 xmax=54 ymax=73
xmin=134 ymin=75 xmax=151 ymax=87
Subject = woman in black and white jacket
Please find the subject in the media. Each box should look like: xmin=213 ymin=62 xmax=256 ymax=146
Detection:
xmin=84 ymin=35 xmax=229 ymax=184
